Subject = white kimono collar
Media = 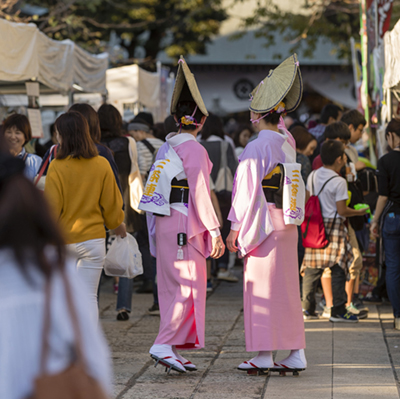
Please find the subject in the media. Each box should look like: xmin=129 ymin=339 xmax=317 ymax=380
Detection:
xmin=166 ymin=132 xmax=197 ymax=147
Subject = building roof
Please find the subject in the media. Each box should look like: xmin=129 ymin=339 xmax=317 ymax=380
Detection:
xmin=158 ymin=29 xmax=349 ymax=66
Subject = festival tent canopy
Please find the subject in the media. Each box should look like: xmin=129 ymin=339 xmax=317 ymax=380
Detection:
xmin=0 ymin=18 xmax=108 ymax=95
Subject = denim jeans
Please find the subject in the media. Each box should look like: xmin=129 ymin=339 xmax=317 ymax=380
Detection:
xmin=382 ymin=213 xmax=400 ymax=317
xmin=67 ymin=238 xmax=105 ymax=323
xmin=302 ymin=264 xmax=347 ymax=316
xmin=116 ymin=277 xmax=133 ymax=312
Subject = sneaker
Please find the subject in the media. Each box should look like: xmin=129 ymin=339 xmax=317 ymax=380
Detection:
xmin=207 ymin=280 xmax=213 ymax=292
xmin=321 ymin=306 xmax=332 ymax=318
xmin=395 ymin=317 xmax=400 ymax=330
xmin=116 ymin=310 xmax=129 ymax=321
xmin=352 ymin=295 xmax=369 ymax=312
xmin=330 ymin=312 xmax=359 ymax=323
xmin=217 ymin=270 xmax=239 ymax=282
xmin=303 ymin=310 xmax=319 ymax=320
xmin=346 ymin=302 xmax=360 ymax=315
xmin=148 ymin=303 xmax=160 ymax=316
xmin=358 ymin=310 xmax=369 ymax=320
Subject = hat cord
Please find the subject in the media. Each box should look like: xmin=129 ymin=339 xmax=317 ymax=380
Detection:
xmin=250 ymin=101 xmax=286 ymax=124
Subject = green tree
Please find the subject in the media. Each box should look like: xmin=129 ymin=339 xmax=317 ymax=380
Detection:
xmin=235 ymin=0 xmax=400 ymax=62
xmin=1 ymin=0 xmax=227 ymax=66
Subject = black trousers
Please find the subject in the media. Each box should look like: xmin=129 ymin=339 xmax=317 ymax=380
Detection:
xmin=302 ymin=265 xmax=347 ymax=316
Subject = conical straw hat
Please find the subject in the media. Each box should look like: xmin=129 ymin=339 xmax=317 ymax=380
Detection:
xmin=249 ymin=54 xmax=303 ymax=114
xmin=170 ymin=56 xmax=209 ymax=116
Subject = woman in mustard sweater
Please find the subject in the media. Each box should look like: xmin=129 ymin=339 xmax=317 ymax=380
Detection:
xmin=45 ymin=111 xmax=126 ymax=322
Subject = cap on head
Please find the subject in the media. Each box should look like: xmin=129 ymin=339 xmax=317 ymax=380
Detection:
xmin=249 ymin=54 xmax=303 ymax=115
xmin=170 ymin=56 xmax=208 ymax=117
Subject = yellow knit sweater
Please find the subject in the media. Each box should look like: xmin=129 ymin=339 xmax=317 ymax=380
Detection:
xmin=45 ymin=156 xmax=124 ymax=244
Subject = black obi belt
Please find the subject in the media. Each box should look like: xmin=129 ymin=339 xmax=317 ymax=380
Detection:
xmin=170 ymin=178 xmax=189 ymax=204
xmin=262 ymin=165 xmax=283 ymax=209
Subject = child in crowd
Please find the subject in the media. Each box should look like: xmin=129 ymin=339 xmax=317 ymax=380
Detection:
xmin=301 ymin=140 xmax=367 ymax=322
xmin=341 ymin=109 xmax=367 ymax=171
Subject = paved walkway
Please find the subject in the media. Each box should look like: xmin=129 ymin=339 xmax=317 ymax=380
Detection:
xmin=99 ymin=269 xmax=400 ymax=399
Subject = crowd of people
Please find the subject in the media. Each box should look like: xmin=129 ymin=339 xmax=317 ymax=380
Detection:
xmin=1 ymin=53 xmax=400 ymax=396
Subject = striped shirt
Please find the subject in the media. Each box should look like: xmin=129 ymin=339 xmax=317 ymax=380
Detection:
xmin=136 ymin=138 xmax=164 ymax=179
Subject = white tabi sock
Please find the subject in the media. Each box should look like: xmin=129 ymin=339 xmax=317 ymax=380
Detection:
xmin=276 ymin=349 xmax=307 ymax=369
xmin=238 ymin=350 xmax=274 ymax=369
xmin=149 ymin=344 xmax=186 ymax=372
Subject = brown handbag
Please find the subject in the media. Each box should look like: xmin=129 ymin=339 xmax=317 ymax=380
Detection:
xmin=30 ymin=270 xmax=109 ymax=399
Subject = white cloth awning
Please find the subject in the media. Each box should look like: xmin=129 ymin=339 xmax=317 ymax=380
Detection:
xmin=0 ymin=18 xmax=108 ymax=95
xmin=383 ymin=19 xmax=400 ymax=90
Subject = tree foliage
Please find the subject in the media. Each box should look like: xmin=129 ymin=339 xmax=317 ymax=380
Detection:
xmin=1 ymin=0 xmax=227 ymax=66
xmin=236 ymin=0 xmax=400 ymax=62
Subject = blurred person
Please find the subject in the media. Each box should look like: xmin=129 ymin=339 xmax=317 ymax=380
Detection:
xmin=0 ymin=137 xmax=112 ymax=399
xmin=227 ymin=54 xmax=306 ymax=373
xmin=136 ymin=111 xmax=154 ymax=129
xmin=233 ymin=124 xmax=252 ymax=157
xmin=43 ymin=123 xmax=58 ymax=150
xmin=341 ymin=109 xmax=367 ymax=171
xmin=98 ymin=104 xmax=146 ymax=317
xmin=2 ymin=113 xmax=42 ymax=181
xmin=153 ymin=122 xmax=167 ymax=142
xmin=128 ymin=116 xmax=164 ymax=182
xmin=45 ymin=111 xmax=126 ymax=323
xmin=371 ymin=119 xmax=400 ymax=330
xmin=164 ymin=114 xmax=177 ymax=134
xmin=200 ymin=113 xmax=238 ymax=282
xmin=140 ymin=57 xmax=224 ymax=374
xmin=290 ymin=125 xmax=317 ymax=183
xmin=309 ymin=104 xmax=343 ymax=162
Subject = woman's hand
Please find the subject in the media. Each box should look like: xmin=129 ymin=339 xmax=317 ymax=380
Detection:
xmin=370 ymin=221 xmax=379 ymax=238
xmin=210 ymin=235 xmax=225 ymax=259
xmin=113 ymin=222 xmax=127 ymax=238
xmin=226 ymin=229 xmax=239 ymax=253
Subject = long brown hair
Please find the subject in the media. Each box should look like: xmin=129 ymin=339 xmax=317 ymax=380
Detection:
xmin=0 ymin=135 xmax=65 ymax=279
xmin=290 ymin=126 xmax=316 ymax=151
xmin=69 ymin=103 xmax=101 ymax=143
xmin=56 ymin=111 xmax=98 ymax=160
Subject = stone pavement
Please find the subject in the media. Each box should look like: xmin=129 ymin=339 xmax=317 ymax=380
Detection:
xmin=99 ymin=269 xmax=400 ymax=399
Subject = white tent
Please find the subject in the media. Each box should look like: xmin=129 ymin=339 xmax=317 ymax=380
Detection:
xmin=383 ymin=19 xmax=400 ymax=91
xmin=106 ymin=64 xmax=173 ymax=122
xmin=0 ymin=18 xmax=108 ymax=95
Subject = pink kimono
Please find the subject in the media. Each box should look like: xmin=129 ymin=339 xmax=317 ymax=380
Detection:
xmin=228 ymin=125 xmax=306 ymax=352
xmin=148 ymin=133 xmax=220 ymax=350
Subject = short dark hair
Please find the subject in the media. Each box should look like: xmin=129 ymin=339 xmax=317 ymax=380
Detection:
xmin=164 ymin=115 xmax=177 ymax=134
xmin=341 ymin=109 xmax=366 ymax=128
xmin=386 ymin=118 xmax=400 ymax=138
xmin=324 ymin=121 xmax=351 ymax=141
xmin=3 ymin=114 xmax=32 ymax=145
xmin=321 ymin=140 xmax=345 ymax=166
xmin=255 ymin=112 xmax=281 ymax=126
xmin=175 ymin=101 xmax=205 ymax=131
xmin=201 ymin=113 xmax=224 ymax=140
xmin=289 ymin=126 xmax=316 ymax=151
xmin=320 ymin=104 xmax=342 ymax=124
xmin=55 ymin=111 xmax=98 ymax=160
xmin=98 ymin=104 xmax=123 ymax=138
xmin=69 ymin=103 xmax=101 ymax=143
xmin=153 ymin=122 xmax=167 ymax=141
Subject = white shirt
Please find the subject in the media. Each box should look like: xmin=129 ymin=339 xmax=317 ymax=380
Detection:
xmin=0 ymin=250 xmax=112 ymax=399
xmin=306 ymin=167 xmax=348 ymax=219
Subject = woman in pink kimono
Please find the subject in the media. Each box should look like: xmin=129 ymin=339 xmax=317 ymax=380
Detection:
xmin=141 ymin=57 xmax=225 ymax=374
xmin=227 ymin=54 xmax=307 ymax=373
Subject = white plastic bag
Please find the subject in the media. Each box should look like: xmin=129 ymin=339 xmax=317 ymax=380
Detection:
xmin=104 ymin=233 xmax=143 ymax=279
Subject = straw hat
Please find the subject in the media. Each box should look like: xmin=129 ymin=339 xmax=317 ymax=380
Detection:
xmin=249 ymin=54 xmax=303 ymax=114
xmin=170 ymin=56 xmax=209 ymax=116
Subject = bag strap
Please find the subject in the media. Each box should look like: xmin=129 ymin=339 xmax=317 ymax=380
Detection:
xmin=40 ymin=270 xmax=87 ymax=374
xmin=317 ymin=175 xmax=340 ymax=196
xmin=141 ymin=139 xmax=156 ymax=154
xmin=34 ymin=145 xmax=56 ymax=186
xmin=22 ymin=152 xmax=28 ymax=162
